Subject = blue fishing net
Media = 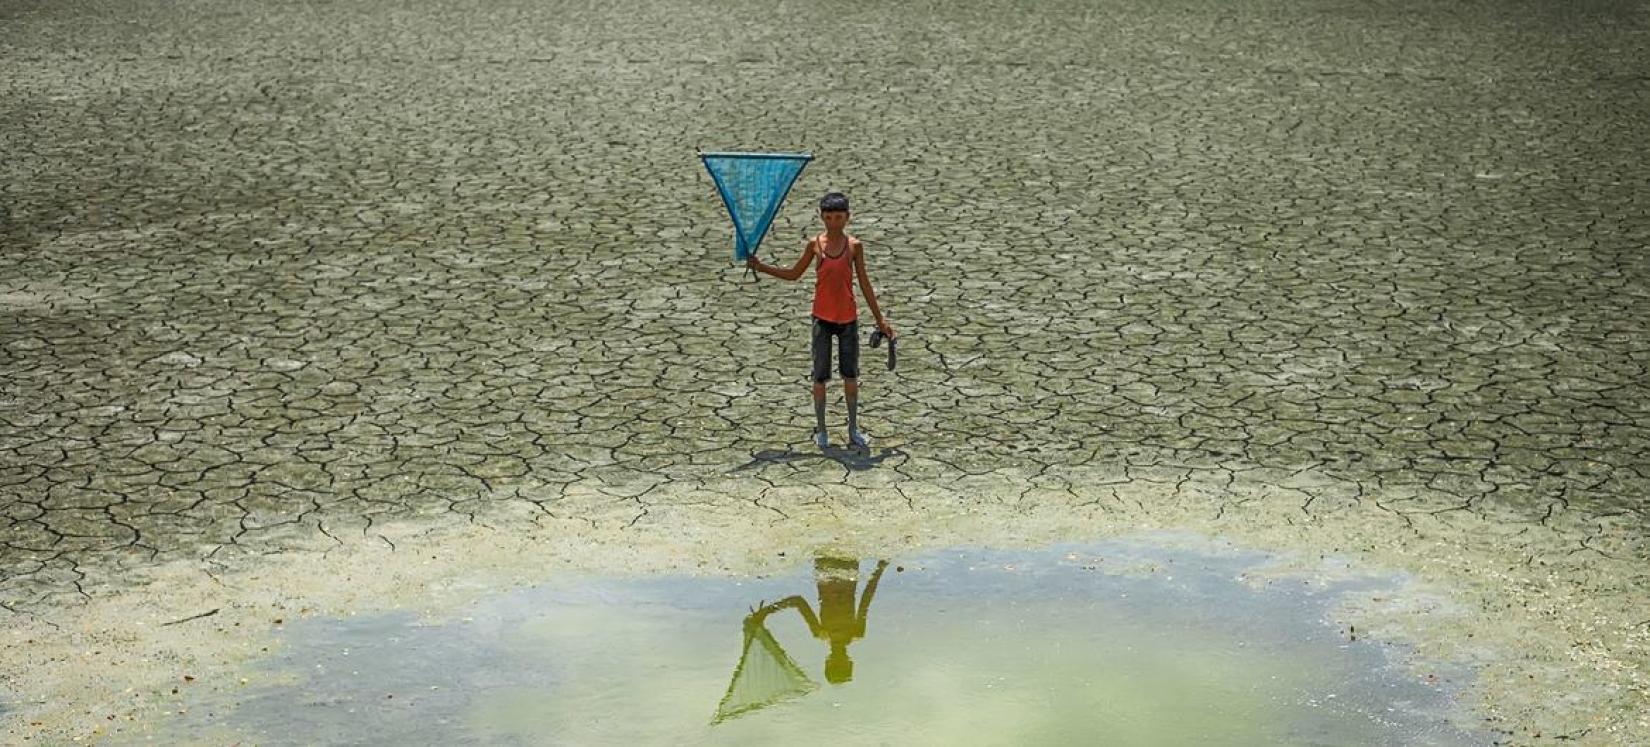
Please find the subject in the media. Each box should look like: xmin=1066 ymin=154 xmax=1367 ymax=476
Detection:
xmin=700 ymin=151 xmax=813 ymax=262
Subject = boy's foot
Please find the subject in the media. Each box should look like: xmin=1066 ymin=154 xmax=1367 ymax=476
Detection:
xmin=814 ymin=430 xmax=830 ymax=449
xmin=848 ymin=429 xmax=870 ymax=449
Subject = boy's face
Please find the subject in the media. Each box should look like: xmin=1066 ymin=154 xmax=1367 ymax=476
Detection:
xmin=821 ymin=209 xmax=850 ymax=232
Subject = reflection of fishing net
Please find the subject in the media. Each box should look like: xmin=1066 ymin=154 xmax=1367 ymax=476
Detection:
xmin=712 ymin=618 xmax=816 ymax=724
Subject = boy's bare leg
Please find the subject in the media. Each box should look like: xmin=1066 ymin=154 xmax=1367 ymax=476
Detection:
xmin=845 ymin=379 xmax=867 ymax=448
xmin=813 ymin=381 xmax=829 ymax=446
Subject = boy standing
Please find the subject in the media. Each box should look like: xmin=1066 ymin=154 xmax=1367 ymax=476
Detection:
xmin=748 ymin=192 xmax=895 ymax=449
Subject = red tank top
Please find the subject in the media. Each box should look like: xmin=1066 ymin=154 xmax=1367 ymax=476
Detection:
xmin=811 ymin=234 xmax=857 ymax=323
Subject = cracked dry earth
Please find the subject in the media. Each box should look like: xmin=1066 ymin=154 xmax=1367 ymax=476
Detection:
xmin=2 ymin=0 xmax=1649 ymax=743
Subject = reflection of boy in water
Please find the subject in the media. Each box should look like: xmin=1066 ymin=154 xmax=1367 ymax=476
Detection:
xmin=748 ymin=558 xmax=889 ymax=684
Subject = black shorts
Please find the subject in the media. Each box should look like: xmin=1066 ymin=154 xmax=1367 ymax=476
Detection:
xmin=811 ymin=316 xmax=860 ymax=382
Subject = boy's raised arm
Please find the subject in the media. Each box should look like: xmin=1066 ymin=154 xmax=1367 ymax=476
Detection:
xmin=750 ymin=238 xmax=815 ymax=282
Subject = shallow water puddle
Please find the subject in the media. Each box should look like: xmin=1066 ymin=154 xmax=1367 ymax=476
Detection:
xmin=177 ymin=537 xmax=1486 ymax=745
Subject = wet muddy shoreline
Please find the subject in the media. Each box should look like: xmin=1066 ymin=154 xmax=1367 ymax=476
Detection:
xmin=4 ymin=467 xmax=1646 ymax=744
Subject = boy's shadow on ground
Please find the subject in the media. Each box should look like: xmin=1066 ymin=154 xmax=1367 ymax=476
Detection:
xmin=732 ymin=445 xmax=909 ymax=473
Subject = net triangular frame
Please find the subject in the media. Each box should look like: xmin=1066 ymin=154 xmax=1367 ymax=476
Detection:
xmin=700 ymin=151 xmax=813 ymax=262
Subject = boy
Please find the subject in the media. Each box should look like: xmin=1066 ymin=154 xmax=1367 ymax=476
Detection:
xmin=748 ymin=192 xmax=895 ymax=449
